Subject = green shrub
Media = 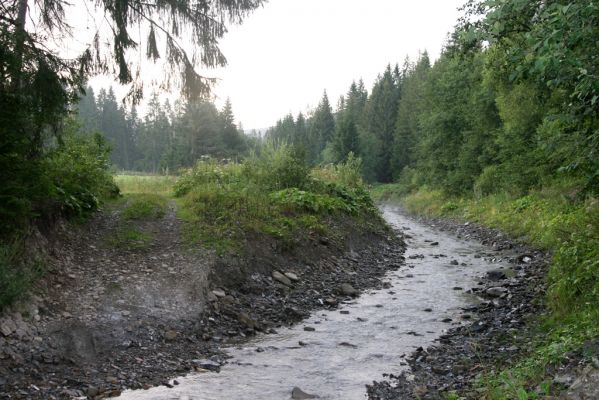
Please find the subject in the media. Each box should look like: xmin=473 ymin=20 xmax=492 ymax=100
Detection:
xmin=242 ymin=142 xmax=310 ymax=191
xmin=474 ymin=165 xmax=504 ymax=197
xmin=44 ymin=133 xmax=119 ymax=216
xmin=175 ymin=145 xmax=381 ymax=253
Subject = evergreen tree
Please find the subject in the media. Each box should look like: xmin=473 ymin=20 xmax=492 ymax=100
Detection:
xmin=392 ymin=53 xmax=430 ymax=178
xmin=332 ymin=115 xmax=360 ymax=162
xmin=364 ymin=65 xmax=400 ymax=182
xmin=220 ymin=98 xmax=245 ymax=157
xmin=308 ymin=91 xmax=335 ymax=164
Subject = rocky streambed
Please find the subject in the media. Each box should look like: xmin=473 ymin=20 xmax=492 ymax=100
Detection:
xmin=0 ymin=203 xmax=551 ymax=400
xmin=112 ymin=204 xmax=543 ymax=400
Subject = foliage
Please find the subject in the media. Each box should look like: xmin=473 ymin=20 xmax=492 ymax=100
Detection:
xmin=0 ymin=123 xmax=117 ymax=236
xmin=76 ymin=87 xmax=248 ymax=174
xmin=44 ymin=132 xmax=119 ymax=216
xmin=114 ymin=174 xmax=177 ymax=195
xmin=174 ymin=146 xmax=381 ymax=253
xmin=120 ymin=194 xmax=167 ymax=220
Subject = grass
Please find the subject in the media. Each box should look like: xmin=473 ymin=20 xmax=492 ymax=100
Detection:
xmin=174 ymin=147 xmax=383 ymax=254
xmin=114 ymin=174 xmax=177 ymax=195
xmin=372 ymin=182 xmax=599 ymax=399
xmin=106 ymin=227 xmax=153 ymax=250
xmin=120 ymin=194 xmax=168 ymax=220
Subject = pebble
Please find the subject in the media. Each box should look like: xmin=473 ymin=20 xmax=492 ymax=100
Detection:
xmin=272 ymin=271 xmax=292 ymax=286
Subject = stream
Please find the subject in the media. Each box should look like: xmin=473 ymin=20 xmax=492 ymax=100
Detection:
xmin=117 ymin=204 xmax=510 ymax=400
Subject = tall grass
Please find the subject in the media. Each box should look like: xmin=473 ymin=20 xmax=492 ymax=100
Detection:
xmin=114 ymin=174 xmax=177 ymax=195
xmin=174 ymin=145 xmax=381 ymax=253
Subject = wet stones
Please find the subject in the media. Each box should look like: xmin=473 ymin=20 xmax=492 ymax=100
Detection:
xmin=291 ymin=386 xmax=318 ymax=399
xmin=272 ymin=271 xmax=292 ymax=286
xmin=0 ymin=318 xmax=16 ymax=337
xmin=192 ymin=359 xmax=221 ymax=372
xmin=485 ymin=287 xmax=508 ymax=298
xmin=339 ymin=283 xmax=358 ymax=297
xmin=486 ymin=269 xmax=507 ymax=281
xmin=284 ymin=272 xmax=299 ymax=282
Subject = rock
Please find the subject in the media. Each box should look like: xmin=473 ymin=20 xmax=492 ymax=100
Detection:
xmin=206 ymin=291 xmax=218 ymax=302
xmin=212 ymin=289 xmax=226 ymax=298
xmin=487 ymin=269 xmax=507 ymax=281
xmin=272 ymin=271 xmax=292 ymax=286
xmin=338 ymin=342 xmax=357 ymax=348
xmin=430 ymin=241 xmax=439 ymax=246
xmin=192 ymin=359 xmax=221 ymax=372
xmin=163 ymin=330 xmax=178 ymax=341
xmin=340 ymin=310 xmax=350 ymax=314
xmin=0 ymin=318 xmax=16 ymax=337
xmin=284 ymin=272 xmax=299 ymax=282
xmin=87 ymin=386 xmax=100 ymax=397
xmin=486 ymin=287 xmax=508 ymax=297
xmin=450 ymin=260 xmax=459 ymax=265
xmin=303 ymin=326 xmax=315 ymax=332
xmin=237 ymin=312 xmax=258 ymax=330
xmin=292 ymin=386 xmax=318 ymax=399
xmin=340 ymin=283 xmax=358 ymax=297
xmin=324 ymin=298 xmax=337 ymax=306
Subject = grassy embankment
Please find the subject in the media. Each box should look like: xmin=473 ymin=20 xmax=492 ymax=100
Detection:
xmin=113 ymin=147 xmax=383 ymax=256
xmin=372 ymin=183 xmax=598 ymax=399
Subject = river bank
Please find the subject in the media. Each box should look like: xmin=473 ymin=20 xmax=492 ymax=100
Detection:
xmin=0 ymin=195 xmax=402 ymax=399
xmin=368 ymin=205 xmax=550 ymax=399
xmin=369 ymin=184 xmax=599 ymax=399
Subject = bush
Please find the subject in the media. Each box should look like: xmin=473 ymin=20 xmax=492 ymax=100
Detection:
xmin=174 ymin=145 xmax=382 ymax=252
xmin=45 ymin=132 xmax=119 ymax=215
xmin=242 ymin=142 xmax=310 ymax=191
xmin=474 ymin=165 xmax=504 ymax=197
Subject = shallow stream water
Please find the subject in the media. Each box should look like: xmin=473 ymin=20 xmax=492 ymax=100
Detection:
xmin=117 ymin=204 xmax=510 ymax=400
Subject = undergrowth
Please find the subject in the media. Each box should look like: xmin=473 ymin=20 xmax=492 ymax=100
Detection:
xmin=175 ymin=145 xmax=382 ymax=254
xmin=372 ymin=181 xmax=599 ymax=399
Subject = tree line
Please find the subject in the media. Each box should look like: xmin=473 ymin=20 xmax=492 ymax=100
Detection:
xmin=76 ymin=87 xmax=250 ymax=173
xmin=266 ymin=0 xmax=598 ymax=196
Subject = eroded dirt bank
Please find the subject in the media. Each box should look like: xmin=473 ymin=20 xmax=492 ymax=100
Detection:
xmin=0 ymin=202 xmax=403 ymax=399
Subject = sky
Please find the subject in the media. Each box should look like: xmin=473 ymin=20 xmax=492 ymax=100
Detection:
xmin=87 ymin=0 xmax=466 ymax=130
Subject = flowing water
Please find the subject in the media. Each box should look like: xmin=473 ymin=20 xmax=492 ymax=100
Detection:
xmin=117 ymin=204 xmax=510 ymax=400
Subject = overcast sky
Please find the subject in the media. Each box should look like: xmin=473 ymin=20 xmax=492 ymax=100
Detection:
xmin=90 ymin=0 xmax=466 ymax=130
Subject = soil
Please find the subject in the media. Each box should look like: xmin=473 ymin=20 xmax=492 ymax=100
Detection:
xmin=0 ymin=201 xmax=404 ymax=399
